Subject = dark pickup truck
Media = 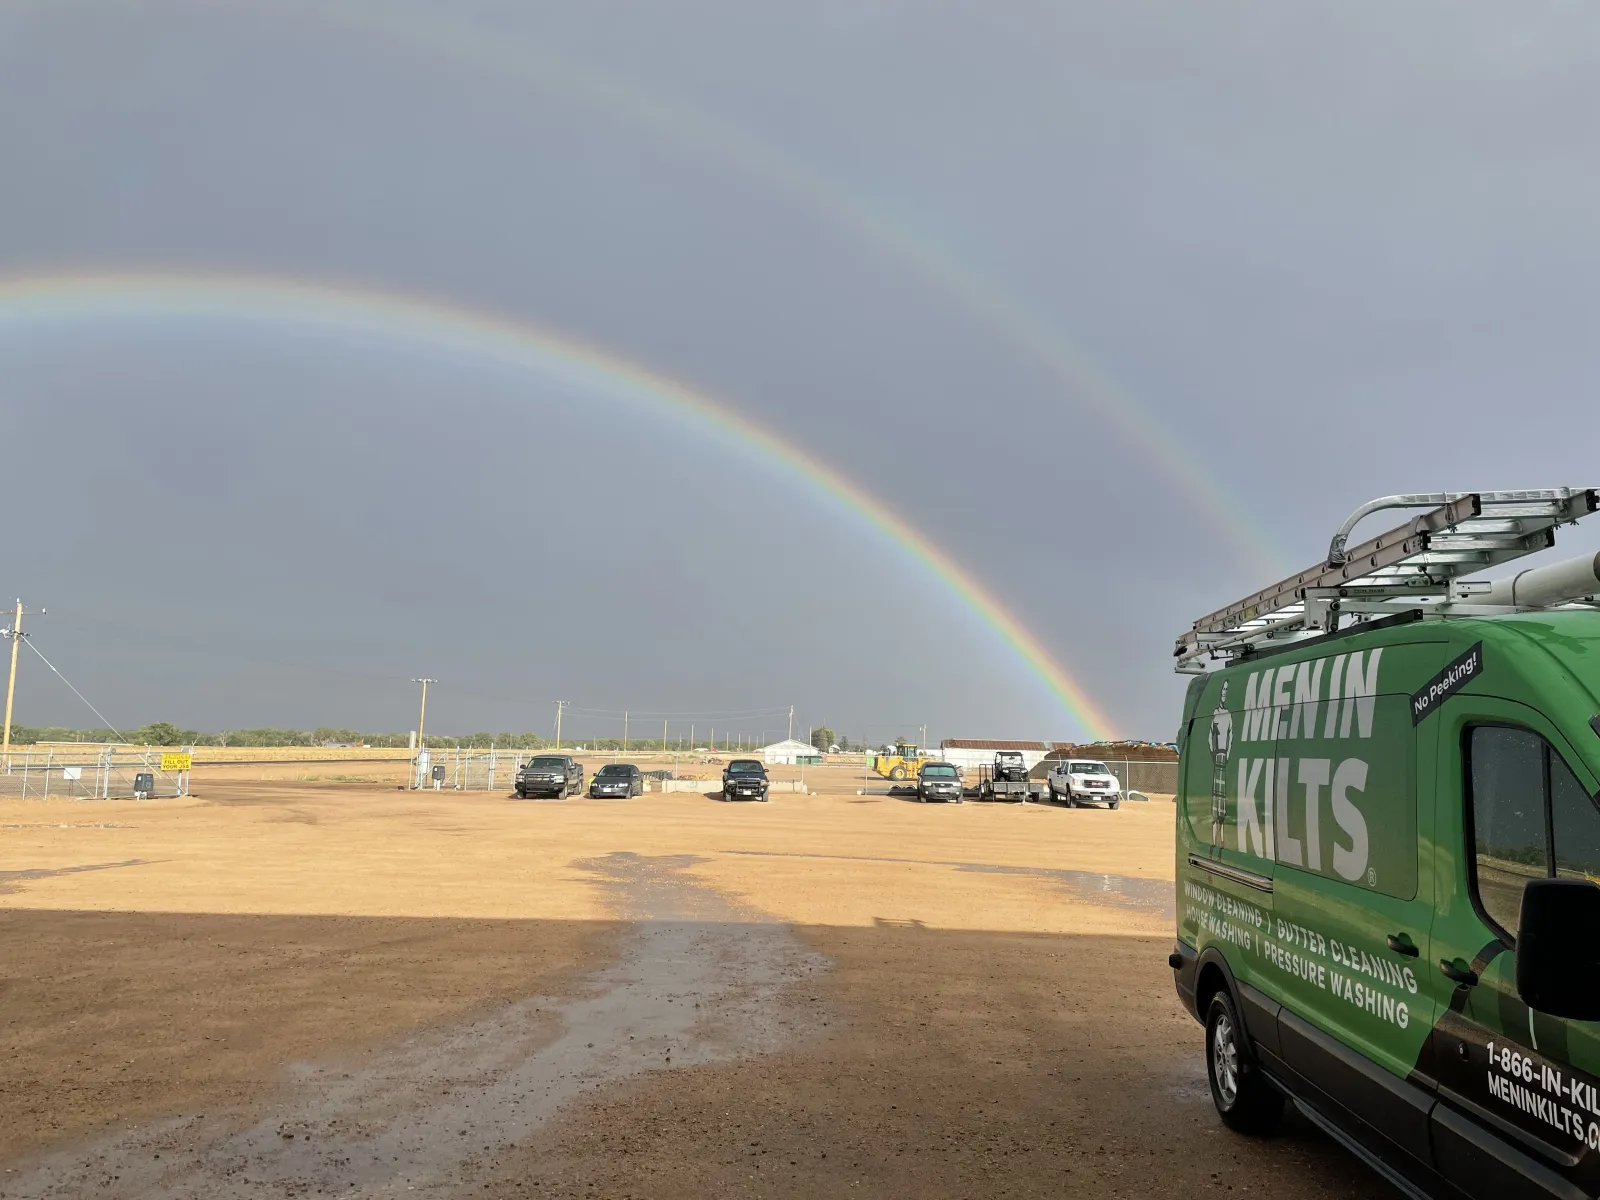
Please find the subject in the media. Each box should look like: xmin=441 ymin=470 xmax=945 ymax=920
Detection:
xmin=515 ymin=754 xmax=584 ymax=799
xmin=722 ymin=758 xmax=770 ymax=801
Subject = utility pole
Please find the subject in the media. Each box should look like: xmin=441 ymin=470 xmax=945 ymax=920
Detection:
xmin=623 ymin=710 xmax=628 ymax=754
xmin=919 ymin=723 xmax=928 ymax=753
xmin=662 ymin=718 xmax=668 ymax=754
xmin=788 ymin=705 xmax=794 ymax=742
xmin=410 ymin=678 xmax=436 ymax=789
xmin=1 ymin=599 xmax=44 ymax=764
xmin=553 ymin=700 xmax=569 ymax=750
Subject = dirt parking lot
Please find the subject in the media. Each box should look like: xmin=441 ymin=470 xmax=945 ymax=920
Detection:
xmin=0 ymin=769 xmax=1392 ymax=1197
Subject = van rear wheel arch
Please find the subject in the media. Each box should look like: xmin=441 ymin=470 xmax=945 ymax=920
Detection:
xmin=1195 ymin=959 xmax=1231 ymax=1024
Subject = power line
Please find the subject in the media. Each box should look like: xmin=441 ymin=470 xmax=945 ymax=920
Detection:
xmin=568 ymin=703 xmax=793 ymax=719
xmin=23 ymin=637 xmax=133 ymax=745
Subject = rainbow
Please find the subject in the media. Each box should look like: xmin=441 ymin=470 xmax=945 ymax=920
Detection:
xmin=0 ymin=269 xmax=1120 ymax=740
xmin=2 ymin=0 xmax=1284 ymax=575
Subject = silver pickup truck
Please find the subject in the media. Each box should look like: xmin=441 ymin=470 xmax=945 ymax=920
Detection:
xmin=1046 ymin=759 xmax=1122 ymax=808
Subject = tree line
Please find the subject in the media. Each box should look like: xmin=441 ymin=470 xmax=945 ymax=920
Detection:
xmin=7 ymin=722 xmax=872 ymax=753
xmin=5 ymin=724 xmax=551 ymax=749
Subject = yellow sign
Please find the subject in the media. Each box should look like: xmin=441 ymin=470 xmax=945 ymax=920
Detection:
xmin=160 ymin=752 xmax=192 ymax=772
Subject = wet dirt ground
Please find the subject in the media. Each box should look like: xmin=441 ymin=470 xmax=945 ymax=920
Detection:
xmin=0 ymin=774 xmax=1394 ymax=1197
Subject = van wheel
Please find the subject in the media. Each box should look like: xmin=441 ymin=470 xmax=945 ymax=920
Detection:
xmin=1206 ymin=991 xmax=1282 ymax=1135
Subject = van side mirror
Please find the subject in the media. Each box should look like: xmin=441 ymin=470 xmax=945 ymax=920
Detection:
xmin=1517 ymin=878 xmax=1600 ymax=1020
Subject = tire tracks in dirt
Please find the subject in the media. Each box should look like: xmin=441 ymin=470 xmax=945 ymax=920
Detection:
xmin=1 ymin=852 xmax=826 ymax=1198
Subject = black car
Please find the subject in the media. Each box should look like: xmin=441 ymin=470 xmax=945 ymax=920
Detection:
xmin=590 ymin=763 xmax=644 ymax=798
xmin=722 ymin=758 xmax=770 ymax=801
xmin=515 ymin=754 xmax=584 ymax=798
xmin=917 ymin=761 xmax=964 ymax=803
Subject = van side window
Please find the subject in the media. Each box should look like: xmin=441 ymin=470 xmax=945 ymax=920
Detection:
xmin=1468 ymin=726 xmax=1549 ymax=935
xmin=1552 ymin=754 xmax=1600 ymax=881
xmin=1467 ymin=725 xmax=1599 ymax=936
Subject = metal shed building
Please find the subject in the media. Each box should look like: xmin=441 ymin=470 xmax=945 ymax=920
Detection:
xmin=937 ymin=739 xmax=1050 ymax=772
xmin=761 ymin=738 xmax=823 ymax=766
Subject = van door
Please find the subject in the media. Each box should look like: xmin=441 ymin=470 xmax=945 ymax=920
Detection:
xmin=1176 ymin=676 xmax=1276 ymax=1053
xmin=1428 ymin=699 xmax=1600 ymax=1198
xmin=1267 ymin=680 xmax=1439 ymax=1180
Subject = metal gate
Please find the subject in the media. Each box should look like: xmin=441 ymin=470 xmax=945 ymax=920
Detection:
xmin=411 ymin=748 xmax=529 ymax=792
xmin=0 ymin=747 xmax=192 ymax=800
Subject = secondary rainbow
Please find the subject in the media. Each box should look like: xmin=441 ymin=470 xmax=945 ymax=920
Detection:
xmin=0 ymin=269 xmax=1119 ymax=740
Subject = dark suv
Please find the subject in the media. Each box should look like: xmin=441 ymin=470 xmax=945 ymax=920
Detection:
xmin=515 ymin=754 xmax=584 ymax=798
xmin=722 ymin=758 xmax=770 ymax=801
xmin=917 ymin=761 xmax=964 ymax=803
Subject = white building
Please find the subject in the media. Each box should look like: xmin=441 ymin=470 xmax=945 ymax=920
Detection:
xmin=761 ymin=738 xmax=821 ymax=765
xmin=937 ymin=739 xmax=1050 ymax=772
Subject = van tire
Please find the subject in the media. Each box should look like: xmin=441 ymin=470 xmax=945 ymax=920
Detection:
xmin=1205 ymin=990 xmax=1282 ymax=1135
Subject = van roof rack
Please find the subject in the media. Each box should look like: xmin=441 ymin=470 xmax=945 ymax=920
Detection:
xmin=1175 ymin=489 xmax=1600 ymax=674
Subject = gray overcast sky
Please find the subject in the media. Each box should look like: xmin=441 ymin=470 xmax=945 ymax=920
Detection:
xmin=2 ymin=0 xmax=1598 ymax=745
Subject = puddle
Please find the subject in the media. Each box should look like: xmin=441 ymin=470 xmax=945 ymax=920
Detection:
xmin=724 ymin=849 xmax=1175 ymax=919
xmin=955 ymin=863 xmax=1174 ymax=917
xmin=3 ymin=853 xmax=826 ymax=1198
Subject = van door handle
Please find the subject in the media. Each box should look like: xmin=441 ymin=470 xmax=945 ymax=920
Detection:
xmin=1386 ymin=933 xmax=1420 ymax=957
xmin=1440 ymin=958 xmax=1479 ymax=987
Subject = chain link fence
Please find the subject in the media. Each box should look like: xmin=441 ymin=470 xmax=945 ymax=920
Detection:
xmin=410 ymin=747 xmax=535 ymax=792
xmin=1103 ymin=760 xmax=1179 ymax=796
xmin=0 ymin=747 xmax=193 ymax=800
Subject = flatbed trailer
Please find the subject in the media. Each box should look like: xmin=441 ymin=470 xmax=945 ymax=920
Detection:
xmin=973 ymin=765 xmax=1043 ymax=802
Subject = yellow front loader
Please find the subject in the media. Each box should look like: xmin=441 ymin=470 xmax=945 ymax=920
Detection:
xmin=872 ymin=741 xmax=927 ymax=781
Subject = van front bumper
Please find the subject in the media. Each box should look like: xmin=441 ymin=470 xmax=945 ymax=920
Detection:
xmin=1169 ymin=939 xmax=1200 ymax=1022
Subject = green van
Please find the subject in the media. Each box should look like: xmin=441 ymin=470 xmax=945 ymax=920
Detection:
xmin=1171 ymin=490 xmax=1600 ymax=1199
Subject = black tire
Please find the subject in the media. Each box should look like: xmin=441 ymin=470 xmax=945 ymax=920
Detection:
xmin=1110 ymin=800 xmax=1121 ymax=810
xmin=515 ymin=788 xmax=526 ymax=799
xmin=1205 ymin=990 xmax=1283 ymax=1135
xmin=890 ymin=766 xmax=906 ymax=781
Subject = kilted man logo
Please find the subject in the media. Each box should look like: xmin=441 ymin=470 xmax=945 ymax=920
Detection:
xmin=1209 ymin=682 xmax=1232 ymax=844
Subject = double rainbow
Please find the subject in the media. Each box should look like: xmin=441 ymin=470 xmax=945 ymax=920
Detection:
xmin=2 ymin=0 xmax=1282 ymax=575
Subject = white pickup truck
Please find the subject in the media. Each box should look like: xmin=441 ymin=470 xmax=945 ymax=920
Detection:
xmin=1046 ymin=759 xmax=1122 ymax=808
